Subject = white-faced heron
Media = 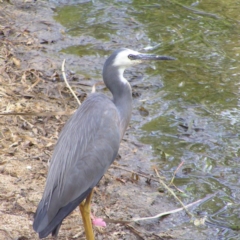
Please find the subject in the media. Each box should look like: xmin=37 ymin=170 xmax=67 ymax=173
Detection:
xmin=33 ymin=48 xmax=175 ymax=239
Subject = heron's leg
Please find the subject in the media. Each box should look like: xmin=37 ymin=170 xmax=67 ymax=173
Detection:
xmin=79 ymin=190 xmax=95 ymax=240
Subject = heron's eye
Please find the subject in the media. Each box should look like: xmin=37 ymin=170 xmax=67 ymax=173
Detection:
xmin=128 ymin=54 xmax=135 ymax=60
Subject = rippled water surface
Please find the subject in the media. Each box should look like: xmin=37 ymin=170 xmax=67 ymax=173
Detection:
xmin=54 ymin=0 xmax=240 ymax=238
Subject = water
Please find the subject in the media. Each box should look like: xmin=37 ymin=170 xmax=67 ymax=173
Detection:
xmin=53 ymin=0 xmax=240 ymax=238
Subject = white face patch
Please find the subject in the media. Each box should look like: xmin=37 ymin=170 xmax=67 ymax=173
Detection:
xmin=113 ymin=49 xmax=141 ymax=68
xmin=118 ymin=67 xmax=128 ymax=84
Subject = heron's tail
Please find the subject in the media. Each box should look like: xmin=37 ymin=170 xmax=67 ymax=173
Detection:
xmin=33 ymin=188 xmax=92 ymax=238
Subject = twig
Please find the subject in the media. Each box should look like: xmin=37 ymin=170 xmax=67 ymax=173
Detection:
xmin=19 ymin=116 xmax=34 ymax=128
xmin=61 ymin=59 xmax=81 ymax=106
xmin=103 ymin=218 xmax=131 ymax=224
xmin=0 ymin=111 xmax=74 ymax=116
xmin=169 ymin=161 xmax=184 ymax=185
xmin=167 ymin=161 xmax=186 ymax=194
xmin=104 ymin=193 xmax=216 ymax=224
xmin=26 ymin=69 xmax=42 ymax=91
xmin=111 ymin=165 xmax=160 ymax=183
xmin=154 ymin=167 xmax=193 ymax=217
xmin=133 ymin=198 xmax=202 ymax=222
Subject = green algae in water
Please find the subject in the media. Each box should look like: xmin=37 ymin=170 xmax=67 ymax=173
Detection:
xmin=61 ymin=44 xmax=109 ymax=57
xmin=54 ymin=3 xmax=116 ymax=40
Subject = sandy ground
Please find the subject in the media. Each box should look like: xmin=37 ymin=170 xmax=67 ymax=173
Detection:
xmin=0 ymin=1 xmax=214 ymax=239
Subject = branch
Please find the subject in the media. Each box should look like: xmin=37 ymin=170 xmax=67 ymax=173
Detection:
xmin=111 ymin=165 xmax=160 ymax=183
xmin=154 ymin=167 xmax=193 ymax=217
xmin=104 ymin=193 xmax=216 ymax=223
xmin=61 ymin=59 xmax=81 ymax=106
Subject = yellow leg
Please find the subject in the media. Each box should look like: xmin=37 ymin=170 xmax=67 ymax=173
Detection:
xmin=79 ymin=190 xmax=95 ymax=240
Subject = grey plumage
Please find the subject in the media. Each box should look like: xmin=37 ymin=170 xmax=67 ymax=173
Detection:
xmin=33 ymin=94 xmax=121 ymax=238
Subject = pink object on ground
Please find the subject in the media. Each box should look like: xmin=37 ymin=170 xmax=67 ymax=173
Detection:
xmin=91 ymin=213 xmax=107 ymax=227
xmin=92 ymin=217 xmax=107 ymax=227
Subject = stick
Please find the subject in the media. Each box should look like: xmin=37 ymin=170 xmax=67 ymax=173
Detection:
xmin=61 ymin=59 xmax=81 ymax=106
xmin=104 ymin=193 xmax=215 ymax=223
xmin=169 ymin=161 xmax=184 ymax=185
xmin=133 ymin=198 xmax=202 ymax=222
xmin=111 ymin=165 xmax=160 ymax=183
xmin=0 ymin=111 xmax=74 ymax=116
xmin=154 ymin=167 xmax=193 ymax=217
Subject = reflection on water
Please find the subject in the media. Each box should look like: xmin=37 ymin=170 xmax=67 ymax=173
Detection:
xmin=54 ymin=0 xmax=240 ymax=238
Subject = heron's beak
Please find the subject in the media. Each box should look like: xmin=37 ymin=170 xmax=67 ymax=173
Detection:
xmin=135 ymin=54 xmax=176 ymax=61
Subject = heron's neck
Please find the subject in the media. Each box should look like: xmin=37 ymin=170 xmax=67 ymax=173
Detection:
xmin=103 ymin=66 xmax=132 ymax=138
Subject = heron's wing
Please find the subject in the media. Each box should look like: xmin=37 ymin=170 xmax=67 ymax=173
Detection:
xmin=33 ymin=93 xmax=121 ymax=236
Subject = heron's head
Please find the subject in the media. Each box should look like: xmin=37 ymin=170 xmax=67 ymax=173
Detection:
xmin=103 ymin=48 xmax=175 ymax=87
xmin=111 ymin=48 xmax=175 ymax=68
